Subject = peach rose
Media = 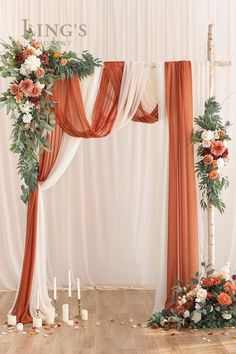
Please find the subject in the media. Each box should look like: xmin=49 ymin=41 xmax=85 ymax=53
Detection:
xmin=10 ymin=83 xmax=19 ymax=95
xmin=211 ymin=140 xmax=226 ymax=156
xmin=203 ymin=154 xmax=213 ymax=165
xmin=218 ymin=130 xmax=225 ymax=138
xmin=60 ymin=58 xmax=68 ymax=66
xmin=217 ymin=293 xmax=232 ymax=305
xmin=53 ymin=51 xmax=61 ymax=57
xmin=202 ymin=277 xmax=215 ymax=287
xmin=31 ymin=41 xmax=40 ymax=49
xmin=35 ymin=67 xmax=45 ymax=78
xmin=23 ymin=47 xmax=34 ymax=59
xmin=15 ymin=92 xmax=24 ymax=100
xmin=208 ymin=170 xmax=218 ymax=180
xmin=19 ymin=79 xmax=34 ymax=95
xmin=31 ymin=84 xmax=42 ymax=97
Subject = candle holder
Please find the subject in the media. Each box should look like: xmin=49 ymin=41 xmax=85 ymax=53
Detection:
xmin=36 ymin=308 xmax=40 ymax=319
xmin=53 ymin=299 xmax=58 ymax=318
xmin=75 ymin=299 xmax=81 ymax=319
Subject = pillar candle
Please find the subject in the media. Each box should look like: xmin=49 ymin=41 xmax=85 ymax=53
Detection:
xmin=16 ymin=323 xmax=24 ymax=331
xmin=68 ymin=270 xmax=72 ymax=298
xmin=45 ymin=311 xmax=55 ymax=325
xmin=7 ymin=314 xmax=17 ymax=326
xmin=77 ymin=277 xmax=81 ymax=300
xmin=36 ymin=288 xmax=40 ymax=310
xmin=62 ymin=304 xmax=69 ymax=322
xmin=53 ymin=277 xmax=57 ymax=301
xmin=33 ymin=317 xmax=42 ymax=328
xmin=81 ymin=309 xmax=88 ymax=321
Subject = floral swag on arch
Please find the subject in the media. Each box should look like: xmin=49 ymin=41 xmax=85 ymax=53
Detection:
xmin=0 ymin=28 xmax=101 ymax=202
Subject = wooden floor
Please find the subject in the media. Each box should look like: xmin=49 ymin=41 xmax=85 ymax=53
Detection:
xmin=1 ymin=290 xmax=236 ymax=353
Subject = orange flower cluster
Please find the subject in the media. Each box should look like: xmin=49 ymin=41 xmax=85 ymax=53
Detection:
xmin=202 ymin=276 xmax=221 ymax=287
xmin=217 ymin=292 xmax=232 ymax=305
xmin=10 ymin=79 xmax=42 ymax=100
xmin=22 ymin=47 xmax=34 ymax=59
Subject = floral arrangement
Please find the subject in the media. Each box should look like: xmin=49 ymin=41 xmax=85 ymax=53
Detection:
xmin=192 ymin=97 xmax=231 ymax=213
xmin=0 ymin=28 xmax=101 ymax=203
xmin=147 ymin=263 xmax=236 ymax=330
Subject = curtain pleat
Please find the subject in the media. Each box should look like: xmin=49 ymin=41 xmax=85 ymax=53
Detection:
xmin=165 ymin=61 xmax=198 ymax=304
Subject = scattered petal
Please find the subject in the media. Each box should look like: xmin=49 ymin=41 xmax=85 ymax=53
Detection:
xmin=22 ymin=331 xmax=27 ymax=335
xmin=170 ymin=333 xmax=176 ymax=336
xmin=208 ymin=332 xmax=213 ymax=335
xmin=202 ymin=337 xmax=207 ymax=340
xmin=44 ymin=334 xmax=48 ymax=337
xmin=1 ymin=332 xmax=6 ymax=335
xmin=129 ymin=319 xmax=134 ymax=323
xmin=131 ymin=324 xmax=137 ymax=328
xmin=96 ymin=321 xmax=100 ymax=326
xmin=109 ymin=319 xmax=115 ymax=323
xmin=74 ymin=326 xmax=79 ymax=330
xmin=119 ymin=321 xmax=125 ymax=325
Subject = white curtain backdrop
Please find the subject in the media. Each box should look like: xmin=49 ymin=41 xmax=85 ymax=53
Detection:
xmin=0 ymin=0 xmax=236 ymax=314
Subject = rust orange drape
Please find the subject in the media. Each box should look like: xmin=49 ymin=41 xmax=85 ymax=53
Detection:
xmin=12 ymin=123 xmax=63 ymax=323
xmin=11 ymin=61 xmax=158 ymax=323
xmin=165 ymin=61 xmax=198 ymax=305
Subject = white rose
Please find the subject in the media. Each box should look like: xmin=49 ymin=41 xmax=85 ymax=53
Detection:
xmin=202 ymin=140 xmax=211 ymax=148
xmin=201 ymin=130 xmax=215 ymax=141
xmin=24 ymin=55 xmax=41 ymax=72
xmin=22 ymin=113 xmax=33 ymax=123
xmin=27 ymin=46 xmax=42 ymax=56
xmin=191 ymin=310 xmax=201 ymax=323
xmin=217 ymin=158 xmax=225 ymax=171
xmin=196 ymin=288 xmax=207 ymax=301
xmin=37 ymin=82 xmax=45 ymax=89
xmin=195 ymin=303 xmax=201 ymax=309
xmin=222 ymin=312 xmax=232 ymax=320
xmin=219 ymin=263 xmax=230 ymax=281
xmin=20 ymin=63 xmax=31 ymax=76
xmin=19 ymin=101 xmax=34 ymax=114
xmin=183 ymin=310 xmax=190 ymax=318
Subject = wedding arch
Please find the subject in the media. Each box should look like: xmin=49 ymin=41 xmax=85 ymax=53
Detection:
xmin=0 ymin=29 xmax=198 ymax=323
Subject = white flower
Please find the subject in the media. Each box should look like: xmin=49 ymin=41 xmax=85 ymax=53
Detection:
xmin=222 ymin=312 xmax=232 ymax=320
xmin=25 ymin=55 xmax=41 ymax=71
xmin=22 ymin=113 xmax=33 ymax=123
xmin=196 ymin=288 xmax=207 ymax=301
xmin=191 ymin=310 xmax=201 ymax=323
xmin=178 ymin=297 xmax=187 ymax=306
xmin=202 ymin=140 xmax=211 ymax=148
xmin=183 ymin=310 xmax=190 ymax=318
xmin=217 ymin=158 xmax=225 ymax=171
xmin=20 ymin=55 xmax=41 ymax=76
xmin=37 ymin=82 xmax=45 ymax=89
xmin=20 ymin=64 xmax=31 ymax=76
xmin=201 ymin=130 xmax=215 ymax=141
xmin=19 ymin=101 xmax=34 ymax=114
xmin=195 ymin=303 xmax=201 ymax=309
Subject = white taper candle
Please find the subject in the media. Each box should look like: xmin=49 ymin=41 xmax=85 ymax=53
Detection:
xmin=68 ymin=270 xmax=72 ymax=298
xmin=77 ymin=277 xmax=81 ymax=300
xmin=36 ymin=288 xmax=40 ymax=310
xmin=53 ymin=277 xmax=57 ymax=300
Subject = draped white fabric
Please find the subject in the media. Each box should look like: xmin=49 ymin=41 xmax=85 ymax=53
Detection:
xmin=0 ymin=0 xmax=236 ymax=316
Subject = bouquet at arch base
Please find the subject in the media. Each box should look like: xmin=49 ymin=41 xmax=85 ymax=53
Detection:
xmin=147 ymin=263 xmax=236 ymax=330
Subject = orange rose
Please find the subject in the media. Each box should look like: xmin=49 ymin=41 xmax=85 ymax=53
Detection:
xmin=10 ymin=83 xmax=19 ymax=95
xmin=217 ymin=293 xmax=232 ymax=305
xmin=213 ymin=276 xmax=221 ymax=285
xmin=208 ymin=170 xmax=218 ymax=180
xmin=23 ymin=47 xmax=34 ymax=58
xmin=19 ymin=79 xmax=34 ymax=95
xmin=203 ymin=154 xmax=214 ymax=165
xmin=15 ymin=92 xmax=24 ymax=100
xmin=202 ymin=277 xmax=215 ymax=287
xmin=60 ymin=58 xmax=68 ymax=66
xmin=218 ymin=130 xmax=225 ymax=138
xmin=53 ymin=51 xmax=61 ymax=57
xmin=211 ymin=140 xmax=226 ymax=156
xmin=35 ymin=67 xmax=45 ymax=78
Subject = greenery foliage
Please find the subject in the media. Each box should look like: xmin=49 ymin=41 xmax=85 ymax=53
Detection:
xmin=0 ymin=28 xmax=102 ymax=203
xmin=192 ymin=97 xmax=231 ymax=213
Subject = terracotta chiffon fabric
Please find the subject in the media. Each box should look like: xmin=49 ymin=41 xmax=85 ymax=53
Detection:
xmin=132 ymin=103 xmax=158 ymax=123
xmin=165 ymin=61 xmax=198 ymax=304
xmin=11 ymin=123 xmax=63 ymax=323
xmin=11 ymin=61 xmax=159 ymax=323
